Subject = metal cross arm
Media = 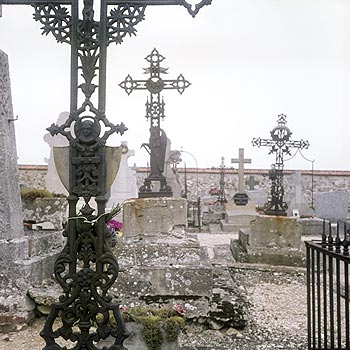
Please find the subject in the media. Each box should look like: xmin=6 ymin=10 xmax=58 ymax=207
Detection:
xmin=119 ymin=72 xmax=190 ymax=95
xmin=119 ymin=48 xmax=191 ymax=96
xmin=106 ymin=0 xmax=212 ymax=17
xmin=0 ymin=0 xmax=212 ymax=17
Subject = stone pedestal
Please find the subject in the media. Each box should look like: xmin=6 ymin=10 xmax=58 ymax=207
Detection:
xmin=231 ymin=215 xmax=305 ymax=266
xmin=220 ymin=200 xmax=257 ymax=232
xmin=123 ymin=197 xmax=187 ymax=237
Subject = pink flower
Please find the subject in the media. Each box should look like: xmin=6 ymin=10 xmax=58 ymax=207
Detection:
xmin=107 ymin=219 xmax=123 ymax=231
xmin=119 ymin=305 xmax=128 ymax=313
xmin=173 ymin=304 xmax=186 ymax=317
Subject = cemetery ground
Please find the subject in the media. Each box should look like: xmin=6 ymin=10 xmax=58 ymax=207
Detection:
xmin=0 ymin=232 xmax=308 ymax=350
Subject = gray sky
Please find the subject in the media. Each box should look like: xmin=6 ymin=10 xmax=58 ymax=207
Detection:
xmin=0 ymin=0 xmax=349 ymax=170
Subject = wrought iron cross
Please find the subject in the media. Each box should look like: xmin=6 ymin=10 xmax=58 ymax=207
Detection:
xmin=252 ymin=114 xmax=309 ymax=216
xmin=0 ymin=1 xmax=210 ymax=349
xmin=119 ymin=48 xmax=191 ymax=197
xmin=217 ymin=156 xmax=227 ymax=203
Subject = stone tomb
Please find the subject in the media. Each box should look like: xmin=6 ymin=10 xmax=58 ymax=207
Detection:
xmin=220 ymin=199 xmax=258 ymax=232
xmin=231 ymin=215 xmax=305 ymax=266
xmin=113 ymin=197 xmax=247 ymax=328
xmin=28 ymin=197 xmax=248 ymax=332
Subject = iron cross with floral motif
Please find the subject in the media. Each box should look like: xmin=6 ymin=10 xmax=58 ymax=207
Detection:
xmin=252 ymin=114 xmax=309 ymax=216
xmin=0 ymin=1 xmax=211 ymax=349
xmin=119 ymin=48 xmax=191 ymax=197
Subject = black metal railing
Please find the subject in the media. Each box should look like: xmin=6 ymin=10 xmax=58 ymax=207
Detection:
xmin=306 ymin=220 xmax=350 ymax=350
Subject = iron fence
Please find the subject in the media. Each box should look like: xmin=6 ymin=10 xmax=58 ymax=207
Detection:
xmin=306 ymin=220 xmax=350 ymax=350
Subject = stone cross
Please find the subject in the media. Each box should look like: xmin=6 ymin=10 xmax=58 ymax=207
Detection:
xmin=246 ymin=175 xmax=259 ymax=190
xmin=119 ymin=48 xmax=190 ymax=198
xmin=231 ymin=148 xmax=251 ymax=193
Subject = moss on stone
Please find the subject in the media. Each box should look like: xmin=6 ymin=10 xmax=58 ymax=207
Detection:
xmin=98 ymin=306 xmax=184 ymax=350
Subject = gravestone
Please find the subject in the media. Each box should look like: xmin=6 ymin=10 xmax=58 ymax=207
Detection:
xmin=164 ymin=138 xmax=182 ymax=197
xmin=314 ymin=191 xmax=349 ymax=220
xmin=43 ymin=112 xmax=69 ymax=196
xmin=221 ymin=200 xmax=257 ymax=232
xmin=106 ymin=141 xmax=137 ymax=211
xmin=0 ymin=50 xmax=23 ymax=240
xmin=0 ymin=50 xmax=65 ymax=331
xmin=221 ymin=148 xmax=256 ymax=231
xmin=245 ymin=175 xmax=259 ymax=190
xmin=247 ymin=189 xmax=267 ymax=207
xmin=286 ymin=171 xmax=314 ymax=217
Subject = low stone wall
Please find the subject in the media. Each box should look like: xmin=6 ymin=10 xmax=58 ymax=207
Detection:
xmin=22 ymin=197 xmax=68 ymax=230
xmin=19 ymin=164 xmax=350 ymax=206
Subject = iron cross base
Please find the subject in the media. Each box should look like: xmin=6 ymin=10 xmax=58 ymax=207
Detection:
xmin=264 ymin=204 xmax=288 ymax=217
xmin=138 ymin=176 xmax=173 ymax=198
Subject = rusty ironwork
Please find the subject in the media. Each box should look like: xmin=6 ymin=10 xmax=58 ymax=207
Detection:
xmin=0 ymin=0 xmax=211 ymax=349
xmin=252 ymin=114 xmax=309 ymax=216
xmin=119 ymin=48 xmax=191 ymax=198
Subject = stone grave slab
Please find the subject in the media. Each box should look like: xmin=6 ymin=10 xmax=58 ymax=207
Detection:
xmin=314 ymin=191 xmax=349 ymax=220
xmin=231 ymin=215 xmax=305 ymax=266
xmin=123 ymin=197 xmax=187 ymax=237
xmin=220 ymin=200 xmax=257 ymax=232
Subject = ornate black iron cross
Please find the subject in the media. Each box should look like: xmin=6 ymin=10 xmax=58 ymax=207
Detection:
xmin=252 ymin=114 xmax=309 ymax=216
xmin=217 ymin=156 xmax=227 ymax=203
xmin=0 ymin=1 xmax=210 ymax=349
xmin=119 ymin=48 xmax=191 ymax=198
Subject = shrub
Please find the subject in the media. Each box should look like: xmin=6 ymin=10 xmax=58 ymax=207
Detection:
xmin=20 ymin=188 xmax=53 ymax=201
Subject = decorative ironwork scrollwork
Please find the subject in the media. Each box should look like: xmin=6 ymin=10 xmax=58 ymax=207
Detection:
xmin=32 ymin=4 xmax=71 ymax=44
xmin=107 ymin=5 xmax=146 ymax=45
xmin=252 ymin=114 xmax=310 ymax=216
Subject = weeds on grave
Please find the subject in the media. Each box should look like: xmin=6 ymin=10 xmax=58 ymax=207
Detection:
xmin=97 ymin=306 xmax=185 ymax=350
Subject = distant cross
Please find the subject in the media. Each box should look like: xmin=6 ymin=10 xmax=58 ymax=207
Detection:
xmin=231 ymin=148 xmax=251 ymax=193
xmin=252 ymin=114 xmax=309 ymax=216
xmin=246 ymin=175 xmax=259 ymax=190
xmin=119 ymin=48 xmax=191 ymax=197
xmin=0 ymin=1 xmax=211 ymax=349
xmin=217 ymin=156 xmax=227 ymax=203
